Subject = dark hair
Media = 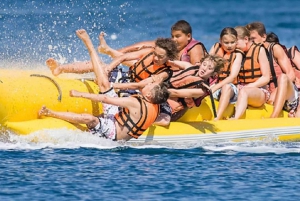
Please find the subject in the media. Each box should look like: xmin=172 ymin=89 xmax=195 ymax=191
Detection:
xmin=266 ymin=32 xmax=279 ymax=43
xmin=246 ymin=22 xmax=266 ymax=36
xmin=220 ymin=27 xmax=238 ymax=39
xmin=150 ymin=82 xmax=170 ymax=104
xmin=155 ymin=38 xmax=178 ymax=60
xmin=171 ymin=20 xmax=192 ymax=35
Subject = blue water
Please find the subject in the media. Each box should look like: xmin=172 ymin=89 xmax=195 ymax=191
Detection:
xmin=1 ymin=0 xmax=300 ymax=200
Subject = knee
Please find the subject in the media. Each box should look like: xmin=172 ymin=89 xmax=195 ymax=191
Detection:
xmin=82 ymin=114 xmax=99 ymax=125
xmin=278 ymin=74 xmax=289 ymax=85
xmin=221 ymin=84 xmax=233 ymax=92
xmin=238 ymin=88 xmax=247 ymax=98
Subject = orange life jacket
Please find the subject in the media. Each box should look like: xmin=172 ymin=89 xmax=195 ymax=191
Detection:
xmin=114 ymin=95 xmax=159 ymax=139
xmin=212 ymin=43 xmax=244 ymax=84
xmin=238 ymin=43 xmax=263 ymax=84
xmin=168 ymin=66 xmax=210 ymax=113
xmin=180 ymin=38 xmax=208 ymax=62
xmin=129 ymin=52 xmax=171 ymax=82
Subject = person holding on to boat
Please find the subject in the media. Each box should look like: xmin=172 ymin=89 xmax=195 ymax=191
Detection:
xmin=47 ymin=37 xmax=178 ymax=127
xmin=39 ymin=29 xmax=170 ymax=141
xmin=208 ymin=27 xmax=244 ymax=120
xmin=246 ymin=22 xmax=298 ymax=118
xmin=231 ymin=26 xmax=271 ymax=119
xmin=166 ymin=54 xmax=225 ymax=120
xmin=265 ymin=31 xmax=300 ymax=118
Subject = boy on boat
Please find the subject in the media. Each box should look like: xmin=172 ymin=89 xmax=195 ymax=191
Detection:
xmin=39 ymin=29 xmax=170 ymax=142
xmin=246 ymin=22 xmax=299 ymax=118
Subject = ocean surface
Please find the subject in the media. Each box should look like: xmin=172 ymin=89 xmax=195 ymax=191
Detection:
xmin=1 ymin=0 xmax=300 ymax=200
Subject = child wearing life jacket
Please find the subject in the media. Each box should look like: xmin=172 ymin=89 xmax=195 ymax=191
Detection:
xmin=167 ymin=54 xmax=225 ymax=120
xmin=39 ymin=29 xmax=170 ymax=141
xmin=231 ymin=26 xmax=271 ymax=119
xmin=208 ymin=27 xmax=244 ymax=120
xmin=46 ymin=37 xmax=177 ymax=127
xmin=246 ymin=22 xmax=299 ymax=118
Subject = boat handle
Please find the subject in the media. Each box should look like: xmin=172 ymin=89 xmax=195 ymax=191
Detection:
xmin=30 ymin=74 xmax=62 ymax=102
xmin=208 ymin=89 xmax=217 ymax=118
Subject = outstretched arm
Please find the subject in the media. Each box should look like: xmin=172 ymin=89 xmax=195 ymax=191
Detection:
xmin=106 ymin=48 xmax=153 ymax=72
xmin=113 ymin=71 xmax=169 ymax=90
xmin=168 ymin=60 xmax=193 ymax=70
xmin=118 ymin=40 xmax=155 ymax=53
xmin=168 ymin=88 xmax=207 ymax=98
xmin=70 ymin=90 xmax=136 ymax=109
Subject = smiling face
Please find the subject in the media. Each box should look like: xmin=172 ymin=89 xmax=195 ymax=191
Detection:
xmin=153 ymin=46 xmax=168 ymax=65
xmin=171 ymin=30 xmax=191 ymax=52
xmin=198 ymin=58 xmax=216 ymax=79
xmin=220 ymin=34 xmax=237 ymax=54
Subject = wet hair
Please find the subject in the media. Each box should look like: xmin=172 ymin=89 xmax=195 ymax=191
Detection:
xmin=155 ymin=38 xmax=178 ymax=60
xmin=246 ymin=22 xmax=266 ymax=36
xmin=200 ymin=54 xmax=225 ymax=73
xmin=266 ymin=32 xmax=280 ymax=43
xmin=150 ymin=82 xmax=170 ymax=104
xmin=235 ymin=26 xmax=250 ymax=39
xmin=220 ymin=27 xmax=238 ymax=39
xmin=171 ymin=20 xmax=192 ymax=35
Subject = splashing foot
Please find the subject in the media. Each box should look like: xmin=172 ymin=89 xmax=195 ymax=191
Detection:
xmin=98 ymin=32 xmax=112 ymax=54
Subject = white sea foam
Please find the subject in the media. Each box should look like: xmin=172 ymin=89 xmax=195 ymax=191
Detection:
xmin=1 ymin=128 xmax=299 ymax=153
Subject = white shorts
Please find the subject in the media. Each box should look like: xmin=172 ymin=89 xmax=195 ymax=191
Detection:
xmin=213 ymin=83 xmax=238 ymax=103
xmin=90 ymin=88 xmax=119 ymax=140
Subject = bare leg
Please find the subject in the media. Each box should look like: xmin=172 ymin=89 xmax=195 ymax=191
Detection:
xmin=215 ymin=84 xmax=234 ymax=120
xmin=98 ymin=32 xmax=124 ymax=58
xmin=46 ymin=58 xmax=94 ymax=76
xmin=233 ymin=87 xmax=266 ymax=119
xmin=76 ymin=29 xmax=110 ymax=92
xmin=98 ymin=32 xmax=136 ymax=67
xmin=270 ymin=74 xmax=295 ymax=118
xmin=38 ymin=106 xmax=99 ymax=128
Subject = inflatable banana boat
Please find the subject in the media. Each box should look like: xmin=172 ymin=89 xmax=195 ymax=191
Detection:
xmin=1 ymin=69 xmax=300 ymax=143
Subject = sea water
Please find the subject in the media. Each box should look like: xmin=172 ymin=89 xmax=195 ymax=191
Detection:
xmin=1 ymin=0 xmax=300 ymax=200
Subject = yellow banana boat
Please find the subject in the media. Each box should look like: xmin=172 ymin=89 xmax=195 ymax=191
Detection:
xmin=1 ymin=69 xmax=300 ymax=143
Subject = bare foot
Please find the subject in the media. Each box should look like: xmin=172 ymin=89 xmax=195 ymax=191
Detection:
xmin=98 ymin=32 xmax=112 ymax=54
xmin=76 ymin=29 xmax=89 ymax=40
xmin=46 ymin=58 xmax=61 ymax=76
xmin=38 ymin=106 xmax=51 ymax=118
xmin=288 ymin=110 xmax=296 ymax=118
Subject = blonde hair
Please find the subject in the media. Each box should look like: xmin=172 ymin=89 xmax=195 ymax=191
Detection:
xmin=201 ymin=54 xmax=225 ymax=73
xmin=235 ymin=26 xmax=250 ymax=39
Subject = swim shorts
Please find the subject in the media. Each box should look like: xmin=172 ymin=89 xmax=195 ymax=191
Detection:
xmin=213 ymin=83 xmax=238 ymax=103
xmin=283 ymin=84 xmax=299 ymax=112
xmin=89 ymin=88 xmax=118 ymax=140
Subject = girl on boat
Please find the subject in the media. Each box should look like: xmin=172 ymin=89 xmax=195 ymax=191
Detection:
xmin=208 ymin=27 xmax=244 ymax=120
xmin=231 ymin=26 xmax=271 ymax=119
